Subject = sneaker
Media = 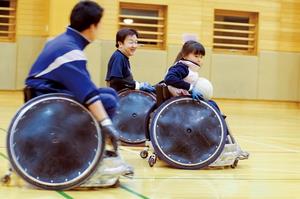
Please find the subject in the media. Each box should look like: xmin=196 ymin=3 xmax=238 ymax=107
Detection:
xmin=80 ymin=150 xmax=134 ymax=188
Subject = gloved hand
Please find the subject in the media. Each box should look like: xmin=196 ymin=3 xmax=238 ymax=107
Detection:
xmin=139 ymin=82 xmax=155 ymax=93
xmin=99 ymin=118 xmax=119 ymax=152
xmin=189 ymin=87 xmax=204 ymax=101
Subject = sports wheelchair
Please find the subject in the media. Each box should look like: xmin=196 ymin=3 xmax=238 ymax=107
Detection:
xmin=115 ymin=84 xmax=247 ymax=169
xmin=2 ymin=88 xmax=132 ymax=190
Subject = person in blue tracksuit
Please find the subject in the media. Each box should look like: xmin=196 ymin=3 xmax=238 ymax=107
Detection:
xmin=105 ymin=28 xmax=155 ymax=93
xmin=25 ymin=1 xmax=120 ymax=150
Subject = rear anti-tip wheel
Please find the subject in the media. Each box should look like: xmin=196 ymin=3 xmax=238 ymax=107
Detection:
xmin=148 ymin=154 xmax=157 ymax=167
xmin=231 ymin=159 xmax=239 ymax=168
xmin=140 ymin=150 xmax=149 ymax=159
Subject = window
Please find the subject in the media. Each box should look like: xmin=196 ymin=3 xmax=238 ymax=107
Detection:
xmin=119 ymin=2 xmax=167 ymax=50
xmin=213 ymin=9 xmax=258 ymax=55
xmin=0 ymin=0 xmax=16 ymax=42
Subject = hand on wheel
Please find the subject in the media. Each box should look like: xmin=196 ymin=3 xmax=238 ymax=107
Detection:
xmin=99 ymin=118 xmax=119 ymax=152
xmin=139 ymin=82 xmax=155 ymax=93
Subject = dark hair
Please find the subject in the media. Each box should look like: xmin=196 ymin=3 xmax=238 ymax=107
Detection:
xmin=115 ymin=28 xmax=139 ymax=48
xmin=174 ymin=40 xmax=205 ymax=63
xmin=70 ymin=1 xmax=104 ymax=32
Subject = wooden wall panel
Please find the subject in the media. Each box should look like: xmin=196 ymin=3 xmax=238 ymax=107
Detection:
xmin=15 ymin=0 xmax=299 ymax=51
xmin=95 ymin=0 xmax=204 ymax=44
xmin=99 ymin=41 xmax=116 ymax=86
xmin=95 ymin=0 xmax=300 ymax=52
xmin=211 ymin=54 xmax=259 ymax=99
xmin=202 ymin=0 xmax=300 ymax=52
xmin=0 ymin=43 xmax=16 ymax=89
xmin=85 ymin=41 xmax=102 ymax=86
xmin=299 ymin=67 xmax=300 ymax=102
xmin=130 ymin=49 xmax=168 ymax=85
xmin=9 ymin=0 xmax=300 ymax=102
xmin=48 ymin=0 xmax=77 ymax=37
xmin=258 ymin=51 xmax=300 ymax=101
xmin=17 ymin=0 xmax=49 ymax=36
xmin=95 ymin=0 xmax=119 ymax=40
xmin=167 ymin=0 xmax=203 ymax=44
xmin=15 ymin=37 xmax=47 ymax=89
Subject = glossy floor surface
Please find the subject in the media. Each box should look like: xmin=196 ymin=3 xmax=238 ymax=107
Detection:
xmin=0 ymin=91 xmax=299 ymax=199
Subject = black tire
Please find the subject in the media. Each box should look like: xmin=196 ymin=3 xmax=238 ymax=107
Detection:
xmin=1 ymin=175 xmax=11 ymax=184
xmin=6 ymin=94 xmax=105 ymax=190
xmin=148 ymin=155 xmax=156 ymax=167
xmin=114 ymin=90 xmax=156 ymax=144
xmin=140 ymin=150 xmax=149 ymax=159
xmin=149 ymin=97 xmax=226 ymax=169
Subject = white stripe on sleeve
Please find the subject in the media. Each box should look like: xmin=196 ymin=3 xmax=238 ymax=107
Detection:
xmin=35 ymin=49 xmax=87 ymax=77
xmin=85 ymin=95 xmax=100 ymax=105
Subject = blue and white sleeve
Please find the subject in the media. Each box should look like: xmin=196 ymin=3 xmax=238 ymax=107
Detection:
xmin=164 ymin=64 xmax=191 ymax=90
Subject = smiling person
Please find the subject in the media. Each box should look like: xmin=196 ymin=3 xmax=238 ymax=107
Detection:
xmin=105 ymin=28 xmax=155 ymax=93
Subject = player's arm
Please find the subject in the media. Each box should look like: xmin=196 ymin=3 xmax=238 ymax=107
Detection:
xmin=109 ymin=76 xmax=136 ymax=90
xmin=88 ymin=100 xmax=109 ymax=121
xmin=164 ymin=64 xmax=191 ymax=90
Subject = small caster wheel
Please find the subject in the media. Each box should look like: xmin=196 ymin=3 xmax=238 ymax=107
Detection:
xmin=148 ymin=154 xmax=157 ymax=167
xmin=140 ymin=150 xmax=148 ymax=159
xmin=1 ymin=174 xmax=11 ymax=184
xmin=231 ymin=159 xmax=239 ymax=168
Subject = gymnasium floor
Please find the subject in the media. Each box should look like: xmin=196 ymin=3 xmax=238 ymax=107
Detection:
xmin=0 ymin=91 xmax=299 ymax=199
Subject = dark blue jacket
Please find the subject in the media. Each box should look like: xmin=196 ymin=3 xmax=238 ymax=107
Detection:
xmin=26 ymin=27 xmax=100 ymax=105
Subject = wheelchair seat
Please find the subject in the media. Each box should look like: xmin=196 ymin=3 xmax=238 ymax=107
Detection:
xmin=148 ymin=96 xmax=227 ymax=169
xmin=23 ymin=86 xmax=37 ymax=102
xmin=155 ymin=83 xmax=171 ymax=107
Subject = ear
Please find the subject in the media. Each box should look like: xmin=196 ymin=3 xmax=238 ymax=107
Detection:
xmin=90 ymin=24 xmax=96 ymax=31
xmin=117 ymin=41 xmax=123 ymax=48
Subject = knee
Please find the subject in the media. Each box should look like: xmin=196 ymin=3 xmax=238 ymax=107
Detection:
xmin=100 ymin=94 xmax=118 ymax=110
xmin=99 ymin=87 xmax=119 ymax=99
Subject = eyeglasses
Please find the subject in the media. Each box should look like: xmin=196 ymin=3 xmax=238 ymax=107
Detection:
xmin=127 ymin=40 xmax=138 ymax=45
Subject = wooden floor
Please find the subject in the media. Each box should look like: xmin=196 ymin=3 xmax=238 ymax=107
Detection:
xmin=0 ymin=91 xmax=300 ymax=199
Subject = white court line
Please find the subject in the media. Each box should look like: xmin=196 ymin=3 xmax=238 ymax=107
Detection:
xmin=238 ymin=136 xmax=300 ymax=153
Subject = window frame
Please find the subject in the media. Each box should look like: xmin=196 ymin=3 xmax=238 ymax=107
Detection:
xmin=119 ymin=2 xmax=167 ymax=50
xmin=0 ymin=0 xmax=16 ymax=42
xmin=213 ymin=9 xmax=259 ymax=55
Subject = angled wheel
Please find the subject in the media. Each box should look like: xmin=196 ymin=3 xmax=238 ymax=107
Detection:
xmin=1 ymin=174 xmax=11 ymax=184
xmin=149 ymin=97 xmax=226 ymax=169
xmin=140 ymin=150 xmax=149 ymax=159
xmin=148 ymin=154 xmax=157 ymax=167
xmin=114 ymin=89 xmax=156 ymax=144
xmin=6 ymin=94 xmax=105 ymax=190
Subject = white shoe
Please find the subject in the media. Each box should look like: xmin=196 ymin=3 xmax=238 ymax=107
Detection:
xmin=80 ymin=150 xmax=134 ymax=188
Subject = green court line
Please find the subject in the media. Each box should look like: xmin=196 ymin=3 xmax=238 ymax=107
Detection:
xmin=120 ymin=184 xmax=150 ymax=199
xmin=0 ymin=127 xmax=7 ymax=133
xmin=55 ymin=191 xmax=73 ymax=199
xmin=0 ymin=151 xmax=8 ymax=160
xmin=0 ymin=130 xmax=144 ymax=199
xmin=0 ymin=152 xmax=73 ymax=199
